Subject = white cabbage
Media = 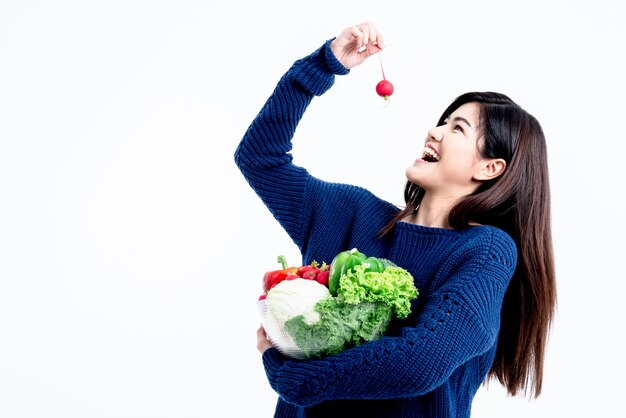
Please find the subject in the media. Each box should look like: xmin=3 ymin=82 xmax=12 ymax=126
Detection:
xmin=266 ymin=278 xmax=331 ymax=325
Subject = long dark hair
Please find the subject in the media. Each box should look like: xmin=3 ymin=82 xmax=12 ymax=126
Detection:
xmin=380 ymin=92 xmax=557 ymax=398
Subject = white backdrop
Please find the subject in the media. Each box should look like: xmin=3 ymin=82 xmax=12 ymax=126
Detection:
xmin=1 ymin=1 xmax=625 ymax=417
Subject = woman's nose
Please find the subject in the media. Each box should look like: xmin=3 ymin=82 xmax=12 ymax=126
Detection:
xmin=427 ymin=126 xmax=444 ymax=142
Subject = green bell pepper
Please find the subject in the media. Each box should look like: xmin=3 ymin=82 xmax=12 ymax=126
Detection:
xmin=328 ymin=248 xmax=385 ymax=296
xmin=364 ymin=256 xmax=385 ymax=273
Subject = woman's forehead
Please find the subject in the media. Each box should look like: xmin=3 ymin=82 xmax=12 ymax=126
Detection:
xmin=450 ymin=102 xmax=480 ymax=123
xmin=447 ymin=102 xmax=481 ymax=132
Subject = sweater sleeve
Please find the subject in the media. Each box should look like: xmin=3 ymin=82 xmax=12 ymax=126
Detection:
xmin=234 ymin=39 xmax=349 ymax=248
xmin=261 ymin=230 xmax=517 ymax=407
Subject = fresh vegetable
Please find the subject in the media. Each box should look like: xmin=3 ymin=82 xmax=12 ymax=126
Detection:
xmin=328 ymin=248 xmax=385 ymax=296
xmin=297 ymin=261 xmax=319 ymax=277
xmin=298 ymin=262 xmax=321 ymax=281
xmin=363 ymin=256 xmax=385 ymax=272
xmin=266 ymin=278 xmax=331 ymax=326
xmin=258 ymin=250 xmax=419 ymax=359
xmin=279 ymin=263 xmax=418 ymax=358
xmin=375 ymin=79 xmax=394 ymax=100
xmin=375 ymin=52 xmax=394 ymax=101
xmin=284 ymin=299 xmax=392 ymax=358
xmin=338 ymin=264 xmax=418 ymax=319
xmin=315 ymin=270 xmax=330 ymax=287
xmin=263 ymin=258 xmax=332 ymax=294
xmin=262 ymin=255 xmax=299 ymax=293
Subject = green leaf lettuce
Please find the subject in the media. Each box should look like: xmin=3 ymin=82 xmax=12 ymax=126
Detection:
xmin=283 ymin=299 xmax=392 ymax=358
xmin=338 ymin=264 xmax=419 ymax=319
xmin=282 ymin=264 xmax=418 ymax=358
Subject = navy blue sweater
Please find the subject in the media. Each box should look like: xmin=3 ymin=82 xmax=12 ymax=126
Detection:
xmin=235 ymin=39 xmax=517 ymax=418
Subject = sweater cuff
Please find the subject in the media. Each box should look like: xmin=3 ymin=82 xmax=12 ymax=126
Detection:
xmin=262 ymin=348 xmax=331 ymax=407
xmin=289 ymin=39 xmax=350 ymax=96
xmin=323 ymin=38 xmax=350 ymax=76
xmin=262 ymin=347 xmax=285 ymax=381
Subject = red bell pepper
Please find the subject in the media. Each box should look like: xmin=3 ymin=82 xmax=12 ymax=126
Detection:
xmin=262 ymin=255 xmax=299 ymax=293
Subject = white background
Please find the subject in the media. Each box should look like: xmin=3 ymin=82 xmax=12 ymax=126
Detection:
xmin=1 ymin=1 xmax=625 ymax=417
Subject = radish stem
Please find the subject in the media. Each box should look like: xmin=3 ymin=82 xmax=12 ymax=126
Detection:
xmin=379 ymin=52 xmax=386 ymax=81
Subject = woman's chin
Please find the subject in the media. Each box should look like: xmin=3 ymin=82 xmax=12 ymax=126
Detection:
xmin=405 ymin=163 xmax=427 ymax=182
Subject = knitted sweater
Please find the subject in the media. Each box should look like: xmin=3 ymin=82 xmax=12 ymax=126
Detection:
xmin=234 ymin=39 xmax=518 ymax=418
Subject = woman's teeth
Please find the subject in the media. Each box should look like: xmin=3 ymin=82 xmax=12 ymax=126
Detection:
xmin=422 ymin=146 xmax=441 ymax=162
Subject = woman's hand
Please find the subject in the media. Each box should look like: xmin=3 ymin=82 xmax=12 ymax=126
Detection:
xmin=257 ymin=325 xmax=273 ymax=354
xmin=330 ymin=21 xmax=385 ymax=69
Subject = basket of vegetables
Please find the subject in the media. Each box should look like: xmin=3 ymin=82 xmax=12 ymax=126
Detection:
xmin=257 ymin=248 xmax=419 ymax=359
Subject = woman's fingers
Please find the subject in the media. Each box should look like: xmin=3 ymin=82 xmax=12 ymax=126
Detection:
xmin=257 ymin=325 xmax=273 ymax=353
xmin=332 ymin=21 xmax=384 ymax=68
xmin=366 ymin=21 xmax=382 ymax=48
xmin=350 ymin=21 xmax=382 ymax=50
xmin=360 ymin=24 xmax=370 ymax=50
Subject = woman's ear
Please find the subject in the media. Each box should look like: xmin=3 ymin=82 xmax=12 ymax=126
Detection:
xmin=474 ymin=158 xmax=506 ymax=181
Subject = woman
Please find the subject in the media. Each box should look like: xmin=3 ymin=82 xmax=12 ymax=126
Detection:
xmin=235 ymin=21 xmax=556 ymax=418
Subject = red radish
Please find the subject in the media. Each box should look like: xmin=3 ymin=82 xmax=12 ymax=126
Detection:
xmin=315 ymin=270 xmax=330 ymax=287
xmin=301 ymin=269 xmax=320 ymax=280
xmin=376 ymin=79 xmax=394 ymax=100
xmin=375 ymin=52 xmax=394 ymax=101
xmin=284 ymin=273 xmax=300 ymax=281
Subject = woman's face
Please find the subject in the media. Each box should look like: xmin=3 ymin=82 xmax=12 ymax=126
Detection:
xmin=405 ymin=102 xmax=486 ymax=197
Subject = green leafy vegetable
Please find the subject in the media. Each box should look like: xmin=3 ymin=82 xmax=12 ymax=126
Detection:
xmin=281 ymin=264 xmax=419 ymax=358
xmin=283 ymin=298 xmax=392 ymax=358
xmin=264 ymin=252 xmax=419 ymax=359
xmin=337 ymin=264 xmax=418 ymax=319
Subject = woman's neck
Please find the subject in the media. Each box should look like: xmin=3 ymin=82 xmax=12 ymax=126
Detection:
xmin=411 ymin=195 xmax=457 ymax=229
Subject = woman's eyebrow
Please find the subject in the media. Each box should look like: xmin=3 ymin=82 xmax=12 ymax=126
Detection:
xmin=452 ymin=116 xmax=473 ymax=128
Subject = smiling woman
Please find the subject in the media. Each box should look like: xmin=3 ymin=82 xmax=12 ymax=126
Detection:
xmin=382 ymin=90 xmax=556 ymax=398
xmin=405 ymin=102 xmax=507 ymax=204
xmin=235 ymin=21 xmax=556 ymax=418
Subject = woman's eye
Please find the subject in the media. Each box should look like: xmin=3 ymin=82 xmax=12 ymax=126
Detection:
xmin=454 ymin=124 xmax=464 ymax=133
